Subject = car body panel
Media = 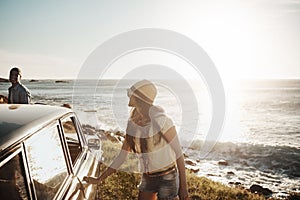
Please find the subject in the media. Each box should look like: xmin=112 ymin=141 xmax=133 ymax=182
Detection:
xmin=0 ymin=104 xmax=71 ymax=151
xmin=0 ymin=104 xmax=101 ymax=200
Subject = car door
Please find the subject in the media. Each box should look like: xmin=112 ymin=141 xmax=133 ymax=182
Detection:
xmin=59 ymin=114 xmax=100 ymax=200
xmin=0 ymin=147 xmax=31 ymax=199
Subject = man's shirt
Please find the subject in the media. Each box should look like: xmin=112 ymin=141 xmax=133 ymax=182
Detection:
xmin=8 ymin=83 xmax=31 ymax=104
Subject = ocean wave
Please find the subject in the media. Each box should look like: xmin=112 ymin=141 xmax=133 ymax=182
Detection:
xmin=186 ymin=140 xmax=300 ymax=178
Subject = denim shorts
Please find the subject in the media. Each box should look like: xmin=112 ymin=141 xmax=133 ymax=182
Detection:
xmin=138 ymin=170 xmax=179 ymax=199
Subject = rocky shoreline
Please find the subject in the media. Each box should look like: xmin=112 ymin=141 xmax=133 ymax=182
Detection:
xmin=81 ymin=124 xmax=278 ymax=198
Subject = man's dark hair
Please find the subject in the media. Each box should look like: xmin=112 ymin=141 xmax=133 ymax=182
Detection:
xmin=10 ymin=67 xmax=22 ymax=75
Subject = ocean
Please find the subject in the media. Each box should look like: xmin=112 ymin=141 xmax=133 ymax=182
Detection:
xmin=0 ymin=79 xmax=299 ymax=198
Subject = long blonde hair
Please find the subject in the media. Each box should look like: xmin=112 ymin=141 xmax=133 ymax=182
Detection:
xmin=125 ymin=97 xmax=163 ymax=153
xmin=126 ymin=96 xmax=151 ymax=153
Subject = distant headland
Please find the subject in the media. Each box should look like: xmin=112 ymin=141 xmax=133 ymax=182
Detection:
xmin=0 ymin=78 xmax=9 ymax=82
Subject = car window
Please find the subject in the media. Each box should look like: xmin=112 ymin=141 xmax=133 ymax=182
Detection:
xmin=0 ymin=152 xmax=29 ymax=200
xmin=61 ymin=116 xmax=83 ymax=166
xmin=25 ymin=125 xmax=68 ymax=200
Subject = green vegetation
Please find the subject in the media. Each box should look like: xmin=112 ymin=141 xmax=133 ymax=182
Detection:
xmin=96 ymin=140 xmax=299 ymax=200
xmin=96 ymin=167 xmax=267 ymax=200
xmin=186 ymin=173 xmax=265 ymax=200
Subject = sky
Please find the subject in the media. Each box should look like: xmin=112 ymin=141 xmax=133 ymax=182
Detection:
xmin=0 ymin=0 xmax=299 ymax=81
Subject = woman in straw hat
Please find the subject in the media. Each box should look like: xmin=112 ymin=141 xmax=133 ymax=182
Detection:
xmin=84 ymin=80 xmax=188 ymax=200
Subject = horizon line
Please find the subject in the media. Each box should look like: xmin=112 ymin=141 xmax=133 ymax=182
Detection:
xmin=1 ymin=77 xmax=300 ymax=81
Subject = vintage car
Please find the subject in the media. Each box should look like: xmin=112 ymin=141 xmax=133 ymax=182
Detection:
xmin=0 ymin=104 xmax=102 ymax=199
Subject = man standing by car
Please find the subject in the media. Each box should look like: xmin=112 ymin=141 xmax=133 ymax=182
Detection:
xmin=8 ymin=67 xmax=31 ymax=104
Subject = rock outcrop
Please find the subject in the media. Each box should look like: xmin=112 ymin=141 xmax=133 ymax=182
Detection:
xmin=250 ymin=184 xmax=272 ymax=196
xmin=55 ymin=80 xmax=69 ymax=83
xmin=218 ymin=159 xmax=228 ymax=166
xmin=62 ymin=103 xmax=72 ymax=109
xmin=185 ymin=158 xmax=197 ymax=166
xmin=81 ymin=124 xmax=124 ymax=143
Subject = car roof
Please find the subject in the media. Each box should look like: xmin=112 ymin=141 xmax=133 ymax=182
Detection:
xmin=0 ymin=104 xmax=72 ymax=151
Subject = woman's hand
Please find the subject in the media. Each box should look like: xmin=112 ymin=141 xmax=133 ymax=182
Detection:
xmin=83 ymin=176 xmax=100 ymax=184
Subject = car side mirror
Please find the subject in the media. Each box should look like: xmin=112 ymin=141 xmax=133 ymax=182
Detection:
xmin=87 ymin=138 xmax=101 ymax=150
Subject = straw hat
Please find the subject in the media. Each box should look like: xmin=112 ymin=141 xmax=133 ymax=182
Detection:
xmin=127 ymin=80 xmax=157 ymax=104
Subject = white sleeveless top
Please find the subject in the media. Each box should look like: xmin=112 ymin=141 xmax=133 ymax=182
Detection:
xmin=126 ymin=105 xmax=176 ymax=173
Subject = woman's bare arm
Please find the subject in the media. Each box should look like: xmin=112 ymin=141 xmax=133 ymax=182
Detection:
xmin=164 ymin=126 xmax=189 ymax=200
xmin=84 ymin=140 xmax=131 ymax=184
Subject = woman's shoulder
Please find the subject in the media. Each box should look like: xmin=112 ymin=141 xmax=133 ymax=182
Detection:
xmin=149 ymin=105 xmax=173 ymax=122
xmin=149 ymin=105 xmax=174 ymax=132
xmin=149 ymin=105 xmax=166 ymax=117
